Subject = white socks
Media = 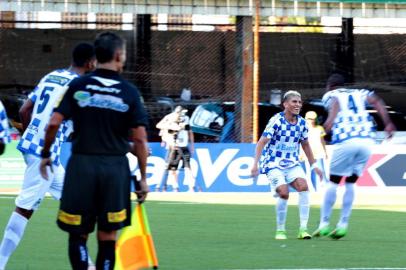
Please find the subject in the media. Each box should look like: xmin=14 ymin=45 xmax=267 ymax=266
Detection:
xmin=337 ymin=183 xmax=355 ymax=229
xmin=167 ymin=171 xmax=178 ymax=189
xmin=320 ymin=182 xmax=338 ymax=228
xmin=0 ymin=212 xmax=29 ymax=269
xmin=275 ymin=198 xmax=288 ymax=231
xmin=276 ymin=192 xmax=310 ymax=231
xmin=320 ymin=181 xmax=355 ymax=229
xmin=298 ymin=191 xmax=310 ymax=230
xmin=184 ymin=168 xmax=195 ymax=191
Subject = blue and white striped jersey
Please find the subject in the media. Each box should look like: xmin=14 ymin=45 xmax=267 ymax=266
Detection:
xmin=322 ymin=88 xmax=376 ymax=144
xmin=17 ymin=69 xmax=78 ymax=165
xmin=259 ymin=112 xmax=308 ymax=174
xmin=0 ymin=100 xmax=11 ymax=144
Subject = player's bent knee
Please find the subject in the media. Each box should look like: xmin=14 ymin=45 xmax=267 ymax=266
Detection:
xmin=291 ymin=178 xmax=308 ymax=192
xmin=15 ymin=207 xmax=34 ymax=219
xmin=276 ymin=186 xmax=289 ymax=199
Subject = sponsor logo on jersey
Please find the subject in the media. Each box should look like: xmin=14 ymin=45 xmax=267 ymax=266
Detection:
xmin=276 ymin=144 xmax=296 ymax=152
xmin=86 ymin=84 xmax=121 ymax=94
xmin=91 ymin=76 xmax=120 ymax=86
xmin=74 ymin=91 xmax=129 ymax=112
xmin=44 ymin=75 xmax=70 ymax=86
xmin=279 ymin=159 xmax=294 ymax=168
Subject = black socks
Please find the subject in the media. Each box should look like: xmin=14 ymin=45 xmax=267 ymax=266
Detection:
xmin=68 ymin=234 xmax=88 ymax=270
xmin=96 ymin=240 xmax=116 ymax=270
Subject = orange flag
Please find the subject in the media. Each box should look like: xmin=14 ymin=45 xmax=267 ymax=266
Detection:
xmin=115 ymin=204 xmax=159 ymax=270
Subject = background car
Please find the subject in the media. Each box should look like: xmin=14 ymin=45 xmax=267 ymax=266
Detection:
xmin=189 ymin=99 xmax=406 ymax=143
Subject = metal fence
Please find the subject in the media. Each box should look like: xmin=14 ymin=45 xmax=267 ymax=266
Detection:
xmin=0 ymin=12 xmax=405 ymax=142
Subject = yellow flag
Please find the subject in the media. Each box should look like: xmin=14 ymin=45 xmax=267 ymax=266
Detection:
xmin=115 ymin=204 xmax=159 ymax=270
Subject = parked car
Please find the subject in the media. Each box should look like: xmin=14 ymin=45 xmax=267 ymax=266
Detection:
xmin=189 ymin=99 xmax=406 ymax=143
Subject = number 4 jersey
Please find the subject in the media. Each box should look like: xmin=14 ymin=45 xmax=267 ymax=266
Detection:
xmin=17 ymin=69 xmax=78 ymax=165
xmin=322 ymin=88 xmax=376 ymax=144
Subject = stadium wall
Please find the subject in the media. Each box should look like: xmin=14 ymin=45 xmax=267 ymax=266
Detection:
xmin=0 ymin=28 xmax=404 ymax=103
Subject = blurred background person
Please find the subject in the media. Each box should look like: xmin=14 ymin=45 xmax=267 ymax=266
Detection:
xmin=156 ymin=105 xmax=196 ymax=192
xmin=300 ymin=110 xmax=329 ymax=191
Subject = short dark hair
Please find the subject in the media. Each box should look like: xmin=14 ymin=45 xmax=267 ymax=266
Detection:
xmin=72 ymin=43 xmax=95 ymax=67
xmin=94 ymin=32 xmax=125 ymax=64
xmin=326 ymin=73 xmax=346 ymax=89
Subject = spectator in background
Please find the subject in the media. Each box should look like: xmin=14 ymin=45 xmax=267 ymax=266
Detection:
xmin=0 ymin=100 xmax=11 ymax=155
xmin=40 ymin=32 xmax=149 ymax=270
xmin=300 ymin=111 xmax=328 ymax=191
xmin=251 ymin=90 xmax=323 ymax=240
xmin=156 ymin=105 xmax=196 ymax=192
xmin=0 ymin=43 xmax=96 ymax=270
xmin=312 ymin=73 xmax=396 ymax=240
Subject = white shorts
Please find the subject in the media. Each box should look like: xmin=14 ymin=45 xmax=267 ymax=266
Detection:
xmin=266 ymin=165 xmax=306 ymax=195
xmin=330 ymin=138 xmax=373 ymax=177
xmin=15 ymin=154 xmax=65 ymax=211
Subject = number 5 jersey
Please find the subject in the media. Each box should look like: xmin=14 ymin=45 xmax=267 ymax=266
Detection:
xmin=17 ymin=69 xmax=77 ymax=165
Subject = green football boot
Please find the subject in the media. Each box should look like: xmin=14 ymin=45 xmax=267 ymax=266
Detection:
xmin=275 ymin=230 xmax=287 ymax=240
xmin=297 ymin=229 xmax=312 ymax=240
xmin=328 ymin=227 xmax=348 ymax=240
xmin=312 ymin=226 xmax=332 ymax=237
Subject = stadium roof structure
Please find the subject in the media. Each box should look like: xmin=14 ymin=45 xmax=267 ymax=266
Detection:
xmin=1 ymin=0 xmax=406 ymax=18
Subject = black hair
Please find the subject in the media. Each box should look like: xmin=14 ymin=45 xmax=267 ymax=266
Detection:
xmin=72 ymin=43 xmax=95 ymax=67
xmin=94 ymin=32 xmax=125 ymax=64
xmin=326 ymin=73 xmax=346 ymax=89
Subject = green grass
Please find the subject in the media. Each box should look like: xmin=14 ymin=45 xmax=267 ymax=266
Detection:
xmin=0 ymin=197 xmax=405 ymax=270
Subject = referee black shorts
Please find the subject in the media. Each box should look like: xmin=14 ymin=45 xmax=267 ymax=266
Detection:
xmin=57 ymin=154 xmax=131 ymax=234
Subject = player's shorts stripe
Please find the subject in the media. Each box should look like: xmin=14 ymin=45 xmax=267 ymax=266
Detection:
xmin=107 ymin=208 xmax=127 ymax=223
xmin=58 ymin=210 xmax=82 ymax=225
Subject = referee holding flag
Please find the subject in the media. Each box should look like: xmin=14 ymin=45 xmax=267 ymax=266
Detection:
xmin=40 ymin=32 xmax=149 ymax=270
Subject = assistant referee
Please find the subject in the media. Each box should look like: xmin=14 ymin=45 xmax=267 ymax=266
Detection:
xmin=40 ymin=32 xmax=149 ymax=270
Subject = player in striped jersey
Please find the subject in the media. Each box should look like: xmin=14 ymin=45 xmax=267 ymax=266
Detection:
xmin=0 ymin=100 xmax=11 ymax=155
xmin=0 ymin=43 xmax=96 ymax=270
xmin=251 ymin=91 xmax=323 ymax=240
xmin=313 ymin=73 xmax=396 ymax=239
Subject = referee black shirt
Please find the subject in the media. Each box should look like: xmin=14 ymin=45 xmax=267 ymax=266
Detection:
xmin=55 ymin=68 xmax=148 ymax=155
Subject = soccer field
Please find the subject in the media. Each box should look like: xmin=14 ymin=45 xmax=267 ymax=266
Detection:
xmin=0 ymin=196 xmax=405 ymax=270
